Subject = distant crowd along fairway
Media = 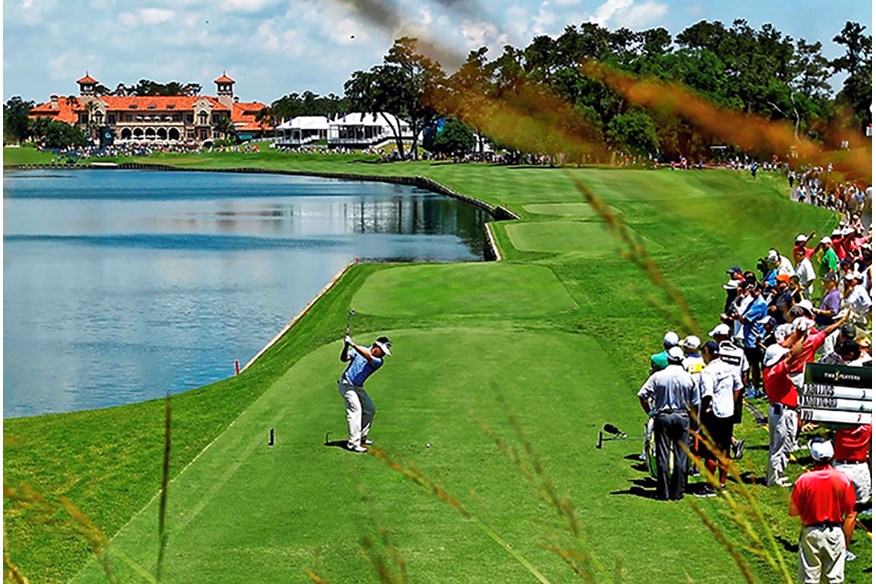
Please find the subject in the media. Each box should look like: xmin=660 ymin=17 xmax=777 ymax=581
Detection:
xmin=6 ymin=155 xmax=859 ymax=584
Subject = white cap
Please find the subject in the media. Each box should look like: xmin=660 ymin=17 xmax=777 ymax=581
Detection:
xmin=723 ymin=279 xmax=739 ymax=291
xmin=709 ymin=323 xmax=731 ymax=338
xmin=845 ymin=271 xmax=862 ymax=281
xmin=796 ymin=299 xmax=814 ymax=315
xmin=374 ymin=340 xmax=392 ymax=356
xmin=763 ymin=343 xmax=790 ymax=367
xmin=820 ymin=236 xmax=832 ymax=245
xmin=663 ymin=331 xmax=679 ymax=348
xmin=682 ymin=335 xmax=701 ymax=350
xmin=795 ymin=234 xmax=808 ymax=243
xmin=774 ymin=323 xmax=795 ymax=344
xmin=808 ymin=438 xmax=834 ymax=462
xmin=666 ymin=346 xmax=685 ymax=362
xmin=793 ymin=316 xmax=815 ymax=333
xmin=767 ymin=249 xmax=779 ymax=262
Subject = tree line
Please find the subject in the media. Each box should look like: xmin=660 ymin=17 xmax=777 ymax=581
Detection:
xmin=5 ymin=19 xmax=871 ymax=158
xmin=338 ymin=19 xmax=871 ymax=161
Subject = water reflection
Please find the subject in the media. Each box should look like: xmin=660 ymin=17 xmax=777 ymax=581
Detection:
xmin=4 ymin=170 xmax=488 ymax=417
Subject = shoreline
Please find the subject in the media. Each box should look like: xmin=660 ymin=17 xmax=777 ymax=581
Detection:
xmin=5 ymin=163 xmax=517 ymax=411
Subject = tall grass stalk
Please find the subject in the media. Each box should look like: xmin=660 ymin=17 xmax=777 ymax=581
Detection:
xmin=355 ymin=482 xmax=409 ymax=584
xmin=478 ymin=391 xmax=615 ymax=583
xmin=367 ymin=446 xmax=552 ymax=583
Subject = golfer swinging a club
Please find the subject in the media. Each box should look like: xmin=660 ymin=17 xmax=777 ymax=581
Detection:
xmin=338 ymin=333 xmax=392 ymax=453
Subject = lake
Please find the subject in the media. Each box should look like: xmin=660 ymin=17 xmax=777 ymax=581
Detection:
xmin=3 ymin=169 xmax=489 ymax=417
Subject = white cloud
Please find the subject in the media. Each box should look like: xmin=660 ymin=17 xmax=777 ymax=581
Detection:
xmin=614 ymin=1 xmax=668 ymax=28
xmin=9 ymin=0 xmax=59 ymax=26
xmin=220 ymin=0 xmax=281 ymax=14
xmin=589 ymin=0 xmax=668 ymax=29
xmin=590 ymin=0 xmax=634 ymax=26
xmin=532 ymin=1 xmax=557 ymax=35
xmin=118 ymin=8 xmax=175 ymax=27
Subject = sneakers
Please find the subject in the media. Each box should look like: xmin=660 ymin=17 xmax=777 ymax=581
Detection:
xmin=694 ymin=486 xmax=717 ymax=498
xmin=732 ymin=440 xmax=745 ymax=460
xmin=844 ymin=550 xmax=857 ymax=562
xmin=774 ymin=477 xmax=793 ymax=487
xmin=362 ymin=437 xmax=374 ymax=446
xmin=347 ymin=442 xmax=367 ymax=453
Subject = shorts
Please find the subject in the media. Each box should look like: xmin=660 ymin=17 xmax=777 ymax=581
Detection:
xmin=700 ymin=411 xmax=734 ymax=458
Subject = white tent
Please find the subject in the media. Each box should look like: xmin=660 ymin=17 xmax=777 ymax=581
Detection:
xmin=275 ymin=116 xmax=329 ymax=146
xmin=328 ymin=112 xmax=413 ymax=146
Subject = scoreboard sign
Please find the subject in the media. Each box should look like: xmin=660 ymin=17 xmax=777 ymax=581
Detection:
xmin=800 ymin=363 xmax=872 ymax=426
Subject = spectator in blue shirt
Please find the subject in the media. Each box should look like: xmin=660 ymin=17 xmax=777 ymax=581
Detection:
xmin=737 ymin=283 xmax=767 ymax=389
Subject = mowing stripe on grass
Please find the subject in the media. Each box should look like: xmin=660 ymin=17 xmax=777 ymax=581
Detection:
xmin=72 ymin=327 xmax=750 ymax=584
xmin=352 ymin=262 xmax=578 ymax=318
xmin=506 ymin=220 xmax=664 ymax=255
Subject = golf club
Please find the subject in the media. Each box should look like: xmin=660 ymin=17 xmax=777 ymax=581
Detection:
xmin=345 ymin=309 xmax=356 ymax=336
xmin=596 ymin=423 xmax=643 ymax=449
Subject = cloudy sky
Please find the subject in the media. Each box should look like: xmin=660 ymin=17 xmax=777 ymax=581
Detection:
xmin=3 ymin=0 xmax=871 ymax=105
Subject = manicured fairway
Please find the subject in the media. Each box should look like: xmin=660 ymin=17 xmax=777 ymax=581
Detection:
xmin=505 ymin=221 xmax=663 ymax=254
xmin=523 ymin=202 xmax=622 ymax=217
xmin=72 ymin=328 xmax=740 ymax=584
xmin=352 ymin=262 xmax=578 ymax=317
xmin=7 ymin=155 xmax=867 ymax=584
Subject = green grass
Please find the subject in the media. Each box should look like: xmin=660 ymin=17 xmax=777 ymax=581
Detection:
xmin=505 ymin=221 xmax=663 ymax=254
xmin=352 ymin=262 xmax=578 ymax=317
xmin=3 ymin=144 xmax=59 ymax=165
xmin=5 ymin=152 xmax=865 ymax=583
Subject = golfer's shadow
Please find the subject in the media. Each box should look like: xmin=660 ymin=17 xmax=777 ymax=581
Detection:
xmin=610 ymin=477 xmax=657 ymax=500
xmin=623 ymin=453 xmax=649 ymax=473
xmin=324 ymin=439 xmax=350 ymax=450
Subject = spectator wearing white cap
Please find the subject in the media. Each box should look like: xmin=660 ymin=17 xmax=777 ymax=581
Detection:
xmin=641 ymin=331 xmax=680 ymax=462
xmin=681 ymin=335 xmax=705 ymax=377
xmin=649 ymin=331 xmax=679 ymax=375
xmin=338 ymin=335 xmax=393 ymax=452
xmin=794 ymin=232 xmax=817 ymax=260
xmin=783 ymin=312 xmax=847 ymax=390
xmin=842 ymin=271 xmax=871 ymax=326
xmin=789 ymin=438 xmax=857 ymax=584
xmin=763 ymin=337 xmax=806 ymax=487
xmin=794 ymin=245 xmax=817 ymax=299
xmin=709 ymin=322 xmax=750 ymax=459
xmin=637 ymin=346 xmax=699 ymax=500
xmin=770 ymin=248 xmax=795 ymax=279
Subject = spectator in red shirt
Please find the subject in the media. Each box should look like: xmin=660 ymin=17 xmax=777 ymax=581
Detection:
xmin=763 ymin=337 xmax=805 ymax=487
xmin=789 ymin=438 xmax=857 ymax=584
xmin=794 ymin=232 xmax=817 ymax=260
xmin=833 ymin=424 xmax=872 ymax=508
xmin=783 ymin=314 xmax=848 ymax=389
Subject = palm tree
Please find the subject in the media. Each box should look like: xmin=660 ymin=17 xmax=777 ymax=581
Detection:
xmin=213 ymin=116 xmax=237 ymax=141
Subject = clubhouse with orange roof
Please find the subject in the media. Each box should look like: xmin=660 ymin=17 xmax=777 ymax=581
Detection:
xmin=29 ymin=73 xmax=271 ymax=146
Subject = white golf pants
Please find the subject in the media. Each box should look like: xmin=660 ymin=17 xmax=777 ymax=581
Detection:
xmin=338 ymin=380 xmax=374 ymax=446
xmin=767 ymin=403 xmax=798 ymax=486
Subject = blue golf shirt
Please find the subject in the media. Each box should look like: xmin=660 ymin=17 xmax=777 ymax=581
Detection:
xmin=342 ymin=351 xmax=384 ymax=387
xmin=741 ymin=295 xmax=767 ymax=348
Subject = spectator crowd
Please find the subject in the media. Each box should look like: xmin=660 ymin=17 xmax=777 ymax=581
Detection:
xmin=637 ymin=203 xmax=871 ymax=581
